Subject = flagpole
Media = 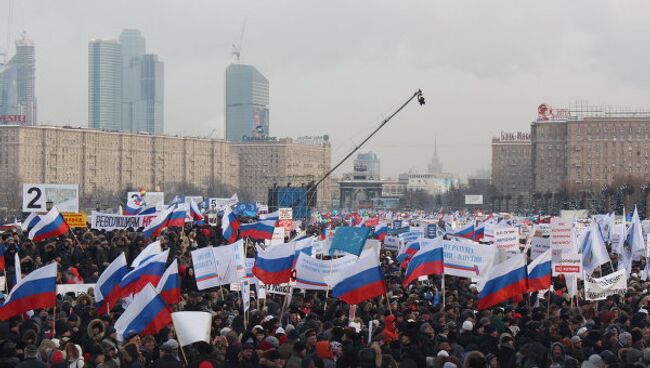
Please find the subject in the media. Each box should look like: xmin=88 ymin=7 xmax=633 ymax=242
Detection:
xmin=171 ymin=319 xmax=190 ymax=366
xmin=441 ymin=274 xmax=446 ymax=307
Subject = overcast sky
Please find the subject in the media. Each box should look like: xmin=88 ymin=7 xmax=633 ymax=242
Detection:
xmin=4 ymin=0 xmax=650 ymax=179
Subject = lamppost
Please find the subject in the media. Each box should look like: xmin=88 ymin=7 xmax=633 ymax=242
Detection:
xmin=46 ymin=200 xmax=53 ymax=211
xmin=95 ymin=201 xmax=101 ymax=212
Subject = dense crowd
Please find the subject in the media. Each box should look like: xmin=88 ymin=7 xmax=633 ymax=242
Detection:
xmin=1 ymin=221 xmax=650 ymax=368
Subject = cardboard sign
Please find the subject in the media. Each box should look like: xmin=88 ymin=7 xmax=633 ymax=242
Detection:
xmin=550 ymin=217 xmax=574 ymax=250
xmin=127 ymin=191 xmax=165 ymax=211
xmin=530 ymin=237 xmax=550 ymax=260
xmin=494 ymin=227 xmax=519 ymax=250
xmin=62 ymin=212 xmax=88 ymax=228
xmin=584 ymin=269 xmax=627 ymax=301
xmin=551 ymin=249 xmax=582 ymax=276
xmin=383 ymin=236 xmax=400 ymax=251
xmin=393 ymin=220 xmax=402 ymax=229
xmin=279 ymin=208 xmax=293 ymax=220
xmin=426 ymin=224 xmax=438 ymax=239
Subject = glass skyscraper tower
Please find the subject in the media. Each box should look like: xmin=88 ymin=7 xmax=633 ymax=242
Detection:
xmin=225 ymin=64 xmax=269 ymax=141
xmin=0 ymin=36 xmax=36 ymax=125
xmin=88 ymin=30 xmax=163 ymax=133
xmin=88 ymin=40 xmax=122 ymax=131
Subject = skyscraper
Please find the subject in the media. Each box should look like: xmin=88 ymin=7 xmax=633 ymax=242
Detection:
xmin=88 ymin=40 xmax=122 ymax=130
xmin=0 ymin=35 xmax=36 ymax=125
xmin=225 ymin=64 xmax=269 ymax=141
xmin=89 ymin=30 xmax=163 ymax=133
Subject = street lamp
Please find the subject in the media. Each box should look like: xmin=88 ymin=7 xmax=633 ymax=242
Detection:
xmin=95 ymin=201 xmax=101 ymax=212
xmin=45 ymin=200 xmax=53 ymax=211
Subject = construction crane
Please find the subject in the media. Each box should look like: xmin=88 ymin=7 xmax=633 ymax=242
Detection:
xmin=231 ymin=18 xmax=247 ymax=63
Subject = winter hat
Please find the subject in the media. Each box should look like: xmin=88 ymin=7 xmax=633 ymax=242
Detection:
xmin=462 ymin=321 xmax=473 ymax=331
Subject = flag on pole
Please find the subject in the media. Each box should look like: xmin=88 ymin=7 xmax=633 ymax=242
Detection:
xmin=28 ymin=208 xmax=70 ymax=242
xmin=114 ymin=283 xmax=172 ymax=341
xmin=402 ymin=238 xmax=444 ymax=287
xmin=95 ymin=253 xmax=129 ymax=315
xmin=131 ymin=241 xmax=162 ymax=269
xmin=253 ymin=244 xmax=295 ymax=285
xmin=325 ymin=255 xmax=387 ymax=305
xmin=527 ymin=249 xmax=551 ymax=292
xmin=477 ymin=254 xmax=528 ymax=310
xmin=0 ymin=263 xmax=57 ymax=320
xmin=171 ymin=312 xmax=212 ymax=347
xmin=156 ymin=259 xmax=181 ymax=305
xmin=120 ymin=250 xmax=169 ymax=297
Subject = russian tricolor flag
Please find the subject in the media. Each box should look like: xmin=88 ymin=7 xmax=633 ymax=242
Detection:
xmin=143 ymin=206 xmax=174 ymax=239
xmin=156 ymin=259 xmax=180 ymax=305
xmin=114 ymin=283 xmax=172 ymax=342
xmin=478 ymin=254 xmax=528 ymax=310
xmin=448 ymin=222 xmax=474 ymax=240
xmin=124 ymin=202 xmax=143 ymax=215
xmin=0 ymin=263 xmax=57 ymax=320
xmin=95 ymin=253 xmax=129 ymax=315
xmin=240 ymin=221 xmax=275 ymax=240
xmin=373 ymin=224 xmax=388 ymax=241
xmin=222 ymin=206 xmax=240 ymax=244
xmin=189 ymin=201 xmax=204 ymax=222
xmin=402 ymin=238 xmax=444 ymax=287
xmin=0 ymin=246 xmax=4 ymax=271
xmin=167 ymin=204 xmax=188 ymax=228
xmin=527 ymin=249 xmax=551 ymax=293
xmin=253 ymin=244 xmax=295 ymax=285
xmin=396 ymin=241 xmax=420 ymax=269
xmin=326 ymin=255 xmax=387 ymax=305
xmin=21 ymin=213 xmax=41 ymax=233
xmin=28 ymin=208 xmax=70 ymax=242
xmin=120 ymin=250 xmax=169 ymax=297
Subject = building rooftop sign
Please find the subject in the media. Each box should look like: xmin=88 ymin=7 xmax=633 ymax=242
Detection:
xmin=499 ymin=131 xmax=530 ymax=142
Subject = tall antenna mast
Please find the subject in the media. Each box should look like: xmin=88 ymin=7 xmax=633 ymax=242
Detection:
xmin=231 ymin=18 xmax=247 ymax=63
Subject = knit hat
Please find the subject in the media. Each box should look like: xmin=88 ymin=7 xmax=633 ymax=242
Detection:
xmin=619 ymin=332 xmax=632 ymax=346
xmin=50 ymin=350 xmax=65 ymax=364
xmin=588 ymin=354 xmax=603 ymax=366
xmin=462 ymin=321 xmax=473 ymax=331
xmin=442 ymin=363 xmax=457 ymax=368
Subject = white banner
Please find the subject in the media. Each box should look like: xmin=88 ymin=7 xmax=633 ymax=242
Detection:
xmin=465 ymin=195 xmax=483 ymax=205
xmin=172 ymin=312 xmax=212 ymax=347
xmin=294 ymin=253 xmax=359 ymax=290
xmin=399 ymin=230 xmax=424 ymax=245
xmin=90 ymin=211 xmax=160 ymax=231
xmin=551 ymin=249 xmax=582 ymax=276
xmin=442 ymin=240 xmax=496 ymax=279
xmin=494 ymin=227 xmax=519 ymax=251
xmin=550 ymin=217 xmax=575 ymax=250
xmin=23 ymin=184 xmax=79 ymax=213
xmin=584 ymin=269 xmax=627 ymax=301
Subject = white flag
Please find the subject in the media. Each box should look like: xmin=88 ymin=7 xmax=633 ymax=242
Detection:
xmin=171 ymin=312 xmax=212 ymax=347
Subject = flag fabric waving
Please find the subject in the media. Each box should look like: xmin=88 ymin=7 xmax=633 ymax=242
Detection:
xmin=114 ymin=283 xmax=172 ymax=342
xmin=120 ymin=250 xmax=169 ymax=297
xmin=580 ymin=220 xmax=610 ymax=275
xmin=402 ymin=238 xmax=444 ymax=287
xmin=21 ymin=213 xmax=41 ymax=233
xmin=95 ymin=253 xmax=129 ymax=315
xmin=329 ymin=227 xmax=371 ymax=256
xmin=222 ymin=206 xmax=240 ymax=244
xmin=527 ymin=249 xmax=551 ymax=292
xmin=143 ymin=206 xmax=174 ymax=240
xmin=239 ymin=221 xmax=275 ymax=240
xmin=253 ymin=244 xmax=295 ymax=285
xmin=131 ymin=241 xmax=162 ymax=269
xmin=325 ymin=254 xmax=387 ymax=305
xmin=28 ymin=208 xmax=70 ymax=242
xmin=0 ymin=263 xmax=57 ymax=320
xmin=478 ymin=254 xmax=528 ymax=310
xmin=156 ymin=259 xmax=181 ymax=305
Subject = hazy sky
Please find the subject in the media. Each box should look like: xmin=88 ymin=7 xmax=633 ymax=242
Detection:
xmin=4 ymin=0 xmax=650 ymax=179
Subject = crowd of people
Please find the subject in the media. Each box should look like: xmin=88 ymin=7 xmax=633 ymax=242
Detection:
xmin=0 ymin=218 xmax=650 ymax=368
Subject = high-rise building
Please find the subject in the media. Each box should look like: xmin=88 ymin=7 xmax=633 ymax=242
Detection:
xmin=225 ymin=64 xmax=269 ymax=141
xmin=89 ymin=30 xmax=164 ymax=133
xmin=0 ymin=36 xmax=36 ymax=125
xmin=428 ymin=138 xmax=443 ymax=174
xmin=88 ymin=40 xmax=122 ymax=130
xmin=491 ymin=131 xmax=532 ymax=196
